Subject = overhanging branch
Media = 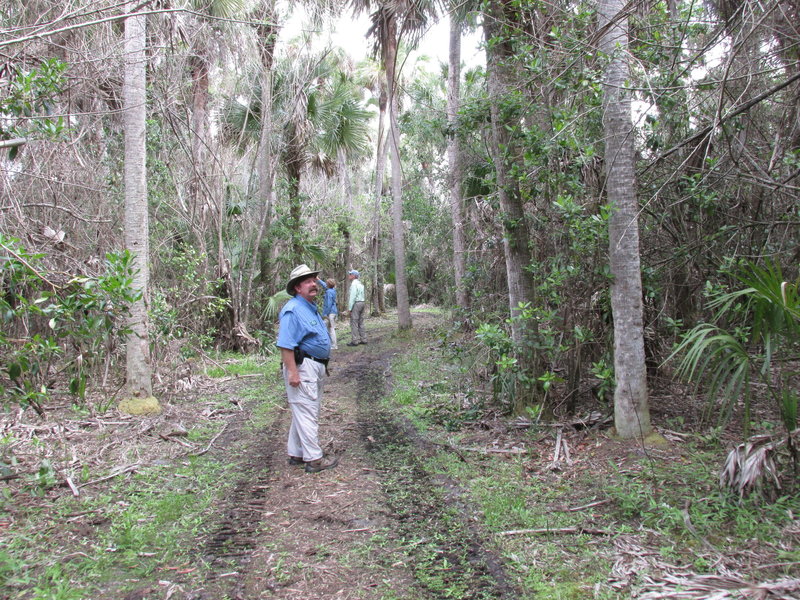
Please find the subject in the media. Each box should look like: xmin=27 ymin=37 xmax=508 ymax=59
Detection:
xmin=645 ymin=70 xmax=800 ymax=172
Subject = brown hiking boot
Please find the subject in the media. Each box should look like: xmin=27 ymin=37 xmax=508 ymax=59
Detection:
xmin=287 ymin=456 xmax=304 ymax=466
xmin=304 ymin=456 xmax=339 ymax=473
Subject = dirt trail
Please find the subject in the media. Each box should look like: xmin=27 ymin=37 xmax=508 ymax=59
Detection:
xmin=193 ymin=312 xmax=518 ymax=600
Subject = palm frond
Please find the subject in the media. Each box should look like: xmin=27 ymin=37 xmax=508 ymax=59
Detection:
xmin=720 ymin=434 xmax=782 ymax=497
xmin=671 ymin=325 xmax=749 ymax=383
xmin=307 ymin=151 xmax=336 ymax=177
xmin=316 ymin=78 xmax=372 ymax=158
xmin=670 ymin=324 xmax=752 ymax=427
xmin=667 ymin=260 xmax=800 ymax=435
xmin=218 ymin=98 xmax=262 ymax=142
xmin=734 ymin=261 xmax=800 ymax=340
xmin=302 ymin=244 xmax=327 ymax=265
xmin=262 ymin=290 xmax=291 ymax=322
xmin=189 ymin=0 xmax=247 ymax=19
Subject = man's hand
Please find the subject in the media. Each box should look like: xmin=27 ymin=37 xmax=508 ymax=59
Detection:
xmin=287 ymin=368 xmax=301 ymax=387
xmin=280 ymin=347 xmax=301 ymax=387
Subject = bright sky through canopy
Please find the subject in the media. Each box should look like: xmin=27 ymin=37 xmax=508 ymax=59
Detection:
xmin=282 ymin=6 xmax=484 ymax=72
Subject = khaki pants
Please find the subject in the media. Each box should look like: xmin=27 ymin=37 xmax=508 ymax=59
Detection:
xmin=283 ymin=359 xmax=326 ymax=462
xmin=350 ymin=301 xmax=366 ymax=343
xmin=324 ymin=314 xmax=338 ymax=349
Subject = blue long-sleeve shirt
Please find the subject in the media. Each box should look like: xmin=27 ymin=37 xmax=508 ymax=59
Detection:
xmin=317 ymin=279 xmax=338 ymax=317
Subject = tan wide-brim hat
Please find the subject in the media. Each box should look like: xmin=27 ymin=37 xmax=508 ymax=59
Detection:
xmin=286 ymin=264 xmax=320 ymax=296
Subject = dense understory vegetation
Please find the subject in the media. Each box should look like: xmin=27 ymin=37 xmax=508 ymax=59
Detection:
xmin=1 ymin=0 xmax=798 ymax=494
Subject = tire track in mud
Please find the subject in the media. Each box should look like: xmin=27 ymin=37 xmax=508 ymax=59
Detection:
xmin=189 ymin=398 xmax=282 ymax=600
xmin=188 ymin=314 xmax=518 ymax=599
xmin=341 ymin=345 xmax=521 ymax=600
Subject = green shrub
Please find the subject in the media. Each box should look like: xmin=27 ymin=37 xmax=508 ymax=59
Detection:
xmin=0 ymin=235 xmax=138 ymax=411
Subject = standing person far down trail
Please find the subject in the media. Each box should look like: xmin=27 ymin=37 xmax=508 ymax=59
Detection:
xmin=317 ymin=276 xmax=338 ymax=350
xmin=347 ymin=269 xmax=366 ymax=346
xmin=276 ymin=264 xmax=338 ymax=474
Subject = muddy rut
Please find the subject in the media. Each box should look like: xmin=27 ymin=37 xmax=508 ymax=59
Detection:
xmin=192 ymin=314 xmax=519 ymax=600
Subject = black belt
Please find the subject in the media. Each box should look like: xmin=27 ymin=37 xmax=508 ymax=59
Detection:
xmin=307 ymin=353 xmax=330 ymax=376
xmin=294 ymin=348 xmax=330 ymax=374
xmin=305 ymin=354 xmax=329 ymax=366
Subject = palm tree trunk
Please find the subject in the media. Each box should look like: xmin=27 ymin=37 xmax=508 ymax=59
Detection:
xmin=385 ymin=22 xmax=412 ymax=330
xmin=599 ymin=0 xmax=652 ymax=439
xmin=389 ymin=99 xmax=412 ymax=329
xmin=123 ymin=3 xmax=154 ymax=401
xmin=371 ymin=86 xmax=388 ymax=315
xmin=447 ymin=14 xmax=468 ymax=312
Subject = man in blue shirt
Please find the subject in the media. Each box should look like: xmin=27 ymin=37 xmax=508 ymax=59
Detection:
xmin=277 ymin=264 xmax=337 ymax=473
xmin=317 ymin=277 xmax=338 ymax=350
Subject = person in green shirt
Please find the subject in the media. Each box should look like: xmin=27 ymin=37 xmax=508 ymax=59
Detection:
xmin=346 ymin=269 xmax=366 ymax=346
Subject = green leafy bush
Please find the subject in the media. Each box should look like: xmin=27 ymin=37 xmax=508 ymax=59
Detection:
xmin=1 ymin=58 xmax=69 ymax=158
xmin=0 ymin=235 xmax=138 ymax=411
xmin=150 ymin=246 xmax=228 ymax=355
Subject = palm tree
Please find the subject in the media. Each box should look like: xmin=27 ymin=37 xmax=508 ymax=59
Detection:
xmin=222 ymin=49 xmax=372 ymax=261
xmin=282 ymin=51 xmax=372 ymax=259
xmin=446 ymin=10 xmax=468 ymax=312
xmin=350 ymin=0 xmax=437 ymax=330
xmin=671 ymin=261 xmax=799 ymax=437
xmin=122 ymin=1 xmax=158 ymax=410
xmin=598 ymin=0 xmax=651 ymax=439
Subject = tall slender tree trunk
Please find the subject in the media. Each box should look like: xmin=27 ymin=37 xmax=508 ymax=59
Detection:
xmin=342 ymin=226 xmax=351 ymax=303
xmin=189 ymin=50 xmax=209 ymax=231
xmin=385 ymin=23 xmax=412 ymax=330
xmin=338 ymin=148 xmax=353 ymax=207
xmin=371 ymin=85 xmax=388 ymax=316
xmin=447 ymin=14 xmax=468 ymax=312
xmin=389 ymin=101 xmax=411 ymax=328
xmin=483 ymin=1 xmax=536 ymax=345
xmin=243 ymin=1 xmax=278 ymax=327
xmin=599 ymin=0 xmax=652 ymax=439
xmin=288 ymin=172 xmax=302 ymax=260
xmin=123 ymin=3 xmax=156 ymax=406
xmin=483 ymin=0 xmax=546 ymax=410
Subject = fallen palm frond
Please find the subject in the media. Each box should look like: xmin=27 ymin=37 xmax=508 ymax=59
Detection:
xmin=720 ymin=430 xmax=799 ymax=498
xmin=639 ymin=574 xmax=800 ymax=599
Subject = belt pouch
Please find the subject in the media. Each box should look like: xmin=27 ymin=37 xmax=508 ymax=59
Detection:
xmin=293 ymin=347 xmax=305 ymax=366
